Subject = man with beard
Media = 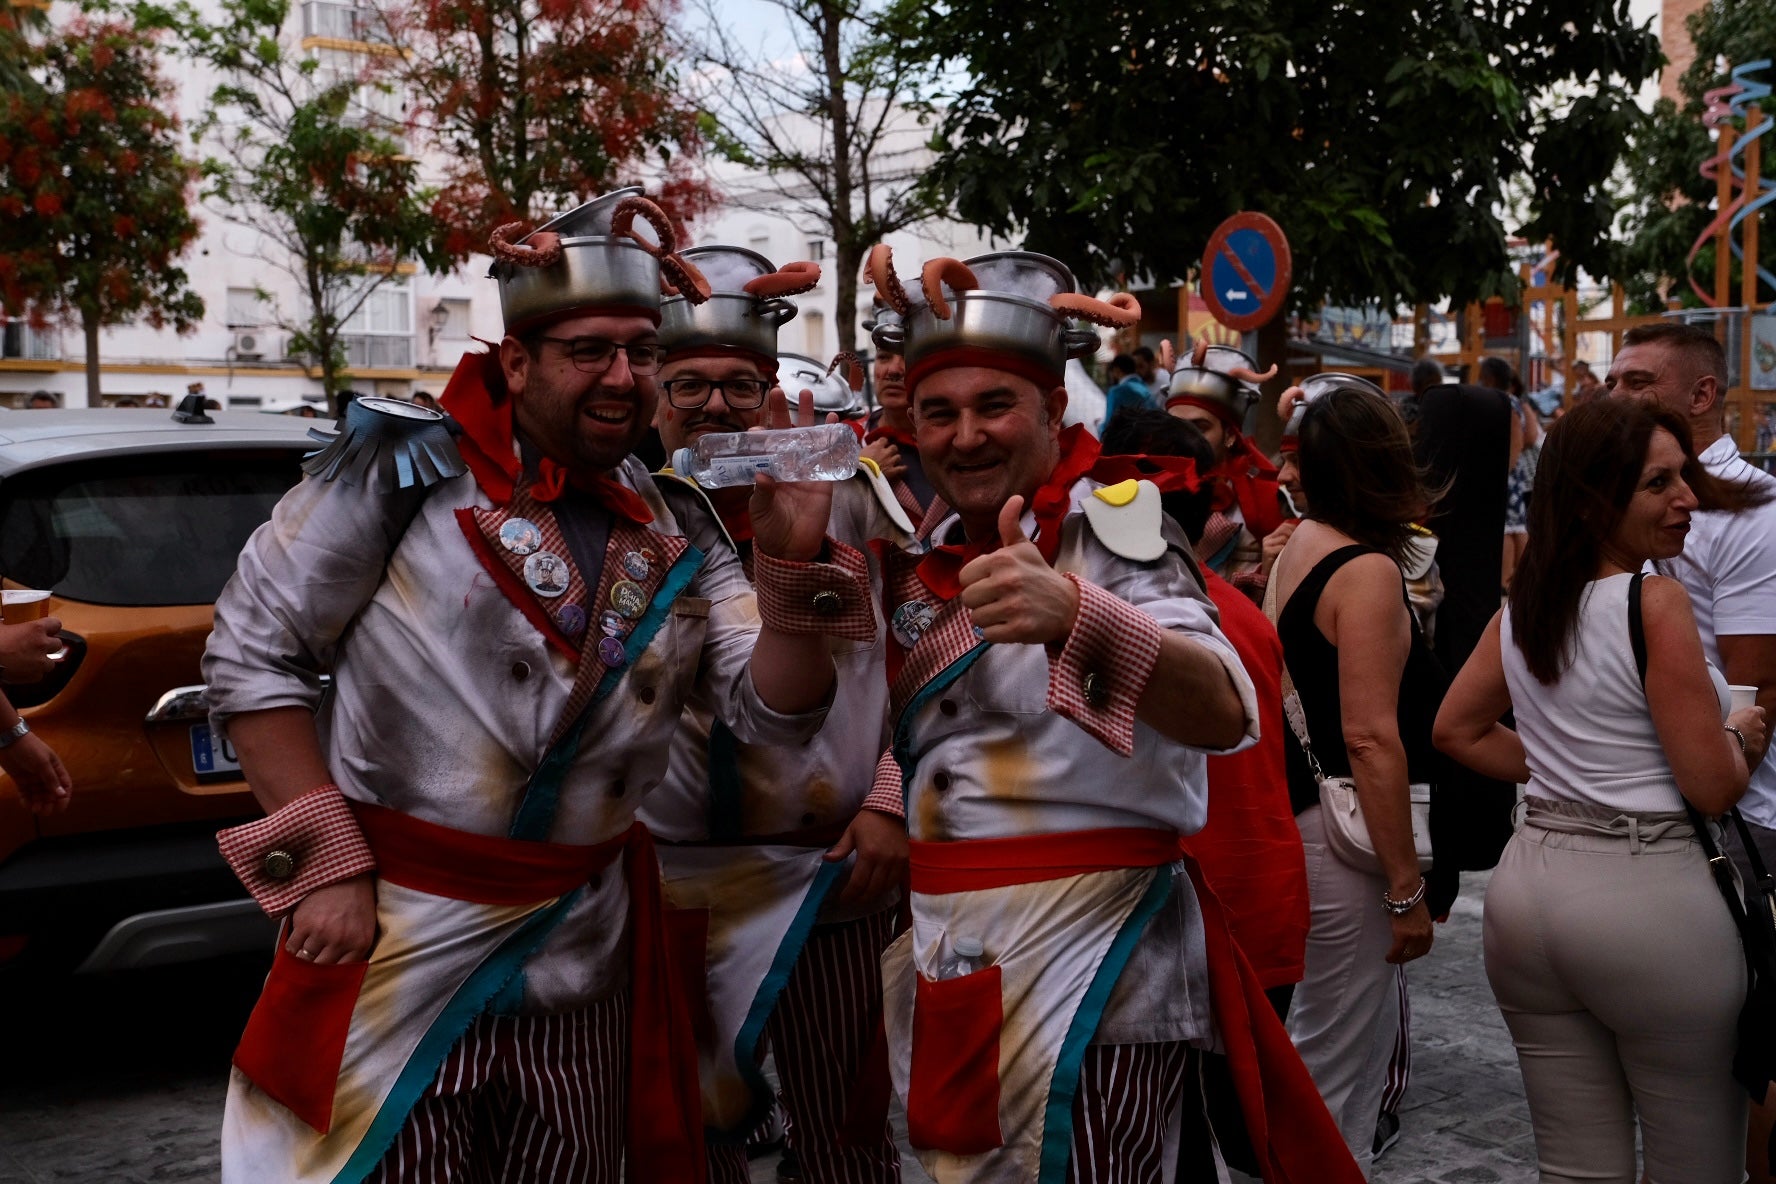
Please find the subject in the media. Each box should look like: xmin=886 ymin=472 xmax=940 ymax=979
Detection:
xmin=860 ymin=246 xmax=1358 ymax=1184
xmin=1164 ymin=341 xmax=1287 ymax=601
xmin=638 ymin=243 xmax=910 ymax=1184
xmin=203 ymin=191 xmax=873 ymax=1184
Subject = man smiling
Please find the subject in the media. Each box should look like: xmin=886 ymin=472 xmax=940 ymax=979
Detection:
xmin=640 ymin=244 xmax=909 ymax=1184
xmin=204 ymin=191 xmax=871 ymax=1183
xmin=861 ymin=248 xmax=1358 ymax=1183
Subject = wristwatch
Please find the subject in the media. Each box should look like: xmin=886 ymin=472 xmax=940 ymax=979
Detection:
xmin=0 ymin=719 xmax=28 ymax=750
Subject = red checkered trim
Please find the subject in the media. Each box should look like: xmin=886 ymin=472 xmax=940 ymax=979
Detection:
xmin=1046 ymin=575 xmax=1164 ymax=757
xmin=1229 ymin=563 xmax=1268 ymax=598
xmin=863 ymin=749 xmax=905 ymax=817
xmin=217 ymin=785 xmax=377 ymax=918
xmin=752 ymin=541 xmax=875 ymax=640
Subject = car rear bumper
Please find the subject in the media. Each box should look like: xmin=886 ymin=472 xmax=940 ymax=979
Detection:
xmin=0 ymin=819 xmax=270 ymax=971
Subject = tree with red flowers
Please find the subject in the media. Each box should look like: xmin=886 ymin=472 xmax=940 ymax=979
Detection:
xmin=368 ymin=0 xmax=713 ymax=261
xmin=0 ymin=15 xmax=203 ymax=403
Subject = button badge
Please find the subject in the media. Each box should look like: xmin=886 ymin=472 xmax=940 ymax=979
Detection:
xmin=499 ymin=518 xmax=543 ymax=556
xmin=891 ymin=600 xmax=935 ymax=649
xmin=622 ymin=550 xmax=651 ymax=581
xmin=611 ymin=580 xmax=647 ymax=619
xmin=523 ymin=550 xmax=571 ymax=598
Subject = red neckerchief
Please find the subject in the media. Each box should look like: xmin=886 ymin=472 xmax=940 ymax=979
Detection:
xmin=439 ymin=348 xmax=654 ymax=525
xmin=1089 ymin=453 xmax=1202 ymax=494
xmin=865 ymin=421 xmax=918 ymax=449
xmin=1205 ymin=434 xmax=1281 ymax=521
xmin=713 ymin=498 xmax=755 ymax=544
xmin=914 ymin=424 xmax=1099 ymax=601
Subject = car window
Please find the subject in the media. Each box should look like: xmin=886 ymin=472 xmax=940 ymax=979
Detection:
xmin=0 ymin=450 xmax=306 ymax=606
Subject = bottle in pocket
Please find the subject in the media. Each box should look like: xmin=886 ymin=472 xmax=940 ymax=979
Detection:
xmin=934 ymin=936 xmax=985 ymax=979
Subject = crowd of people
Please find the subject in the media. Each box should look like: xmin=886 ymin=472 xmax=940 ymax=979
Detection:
xmin=9 ymin=184 xmax=1775 ymax=1184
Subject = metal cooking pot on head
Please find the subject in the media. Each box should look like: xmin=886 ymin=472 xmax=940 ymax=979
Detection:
xmin=778 ymin=352 xmax=864 ymax=418
xmin=490 ymin=187 xmax=662 ymax=330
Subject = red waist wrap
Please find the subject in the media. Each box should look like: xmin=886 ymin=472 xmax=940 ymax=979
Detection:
xmin=352 ymin=804 xmax=706 ymax=1184
xmin=906 ymin=827 xmax=1361 ymax=1184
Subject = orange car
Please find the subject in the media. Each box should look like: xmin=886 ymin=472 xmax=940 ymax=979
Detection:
xmin=0 ymin=408 xmax=317 ymax=973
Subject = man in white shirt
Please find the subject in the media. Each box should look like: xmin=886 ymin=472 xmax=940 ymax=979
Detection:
xmin=1608 ymin=321 xmax=1776 ymax=875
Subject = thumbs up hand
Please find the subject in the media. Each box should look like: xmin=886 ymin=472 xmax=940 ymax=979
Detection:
xmin=957 ymin=496 xmax=1081 ymax=645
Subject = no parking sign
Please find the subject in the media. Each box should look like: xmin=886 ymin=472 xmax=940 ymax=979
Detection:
xmin=1200 ymin=213 xmax=1292 ymax=333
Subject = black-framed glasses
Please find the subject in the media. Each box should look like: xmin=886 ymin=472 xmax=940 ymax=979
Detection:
xmin=533 ymin=335 xmax=665 ymax=376
xmin=660 ymin=377 xmax=770 ymax=410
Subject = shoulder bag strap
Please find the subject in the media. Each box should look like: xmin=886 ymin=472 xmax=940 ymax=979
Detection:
xmin=1630 ymin=573 xmax=1754 ymax=930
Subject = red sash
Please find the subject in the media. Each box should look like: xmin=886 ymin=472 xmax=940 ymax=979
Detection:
xmin=352 ymin=805 xmax=706 ymax=1184
xmin=907 ymin=829 xmax=1361 ymax=1184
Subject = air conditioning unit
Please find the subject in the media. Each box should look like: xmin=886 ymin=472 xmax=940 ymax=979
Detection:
xmin=233 ymin=330 xmax=265 ymax=360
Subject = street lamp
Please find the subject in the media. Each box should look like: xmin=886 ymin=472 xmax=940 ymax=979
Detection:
xmin=426 ymin=298 xmax=450 ymax=347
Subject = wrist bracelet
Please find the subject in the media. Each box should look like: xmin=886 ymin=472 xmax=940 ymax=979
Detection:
xmin=1383 ymin=876 xmax=1427 ymax=916
xmin=1726 ymin=724 xmax=1749 ymax=760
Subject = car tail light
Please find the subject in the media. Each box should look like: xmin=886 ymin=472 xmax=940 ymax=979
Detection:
xmin=8 ymin=631 xmax=83 ymax=709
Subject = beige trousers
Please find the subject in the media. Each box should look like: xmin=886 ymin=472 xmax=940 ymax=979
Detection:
xmin=1484 ymin=797 xmax=1748 ymax=1184
xmin=1286 ymin=804 xmax=1399 ymax=1177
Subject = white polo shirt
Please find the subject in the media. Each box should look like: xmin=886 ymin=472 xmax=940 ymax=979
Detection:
xmin=1669 ymin=433 xmax=1776 ymax=827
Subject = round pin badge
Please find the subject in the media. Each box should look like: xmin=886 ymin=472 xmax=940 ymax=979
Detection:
xmin=891 ymin=600 xmax=936 ymax=649
xmin=611 ymin=580 xmax=647 ymax=619
xmin=599 ymin=609 xmax=629 ymax=637
xmin=523 ymin=550 xmax=570 ymax=598
xmin=499 ymin=518 xmax=543 ymax=556
xmin=597 ymin=635 xmax=627 ymax=667
xmin=556 ymin=603 xmax=587 ymax=637
xmin=622 ymin=550 xmax=651 ymax=581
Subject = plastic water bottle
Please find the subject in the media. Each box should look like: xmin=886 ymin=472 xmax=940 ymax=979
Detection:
xmin=934 ymin=936 xmax=985 ymax=979
xmin=670 ymin=424 xmax=859 ymax=489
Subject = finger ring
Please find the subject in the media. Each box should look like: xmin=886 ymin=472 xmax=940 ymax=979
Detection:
xmin=296 ymin=948 xmax=314 ymax=960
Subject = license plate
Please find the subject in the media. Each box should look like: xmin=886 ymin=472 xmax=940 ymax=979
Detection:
xmin=190 ymin=722 xmax=242 ymax=778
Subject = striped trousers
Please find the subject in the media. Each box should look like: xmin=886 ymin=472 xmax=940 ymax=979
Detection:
xmin=1067 ymin=1041 xmax=1193 ymax=1184
xmin=709 ymin=906 xmax=902 ymax=1184
xmin=365 ymin=994 xmax=627 ymax=1184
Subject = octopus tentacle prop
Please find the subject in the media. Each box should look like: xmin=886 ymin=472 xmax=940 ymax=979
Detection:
xmin=744 ymin=261 xmax=822 ymax=298
xmin=1049 ymin=291 xmax=1141 ymax=328
xmin=1226 ymin=360 xmax=1278 ymax=385
xmin=920 ymin=258 xmax=979 ymax=320
xmin=488 ymin=223 xmax=563 ymax=269
xmin=1277 ymin=385 xmax=1307 ymax=423
xmin=611 ymin=196 xmax=712 ymax=304
xmin=865 ymin=244 xmax=911 ymax=315
xmin=1158 ymin=338 xmax=1175 ymax=374
xmin=1192 ymin=337 xmax=1210 ymax=368
xmin=827 ymin=351 xmax=865 ymax=392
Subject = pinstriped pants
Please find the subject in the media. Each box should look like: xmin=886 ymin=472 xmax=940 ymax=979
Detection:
xmin=364 ymin=994 xmax=627 ymax=1184
xmin=709 ymin=907 xmax=902 ymax=1184
xmin=1066 ymin=1041 xmax=1192 ymax=1184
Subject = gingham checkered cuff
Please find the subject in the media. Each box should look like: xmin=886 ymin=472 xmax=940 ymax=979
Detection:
xmin=217 ymin=785 xmax=376 ymax=918
xmin=752 ymin=541 xmax=875 ymax=640
xmin=1047 ymin=575 xmax=1164 ymax=757
xmin=862 ymin=749 xmax=906 ymax=818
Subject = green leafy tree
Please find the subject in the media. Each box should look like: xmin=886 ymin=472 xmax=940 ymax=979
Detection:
xmin=0 ymin=2 xmax=50 ymax=93
xmin=688 ymin=0 xmax=944 ymax=355
xmin=0 ymin=14 xmax=203 ymax=403
xmin=1614 ymin=0 xmax=1775 ymax=313
xmin=148 ymin=0 xmax=450 ymax=405
xmin=909 ymin=0 xmax=1659 ymax=312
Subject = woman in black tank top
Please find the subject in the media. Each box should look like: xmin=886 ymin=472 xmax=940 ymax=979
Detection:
xmin=1266 ymin=378 xmax=1440 ymax=1169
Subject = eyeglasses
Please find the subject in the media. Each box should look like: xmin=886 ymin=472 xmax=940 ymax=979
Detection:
xmin=532 ymin=336 xmax=665 ymax=376
xmin=660 ymin=377 xmax=770 ymax=410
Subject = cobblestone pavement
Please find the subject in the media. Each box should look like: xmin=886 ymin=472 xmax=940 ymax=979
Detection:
xmin=0 ymin=872 xmax=1534 ymax=1183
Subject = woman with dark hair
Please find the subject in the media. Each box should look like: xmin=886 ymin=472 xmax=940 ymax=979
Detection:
xmin=1434 ymin=398 xmax=1768 ymax=1182
xmin=1268 ymin=380 xmax=1443 ymax=1173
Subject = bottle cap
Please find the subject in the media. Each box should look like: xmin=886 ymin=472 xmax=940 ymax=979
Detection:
xmin=953 ymin=937 xmax=984 ymax=959
xmin=670 ymin=447 xmax=694 ymax=476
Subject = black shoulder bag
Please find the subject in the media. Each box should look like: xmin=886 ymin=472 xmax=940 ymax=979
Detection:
xmin=1629 ymin=571 xmax=1776 ymax=1103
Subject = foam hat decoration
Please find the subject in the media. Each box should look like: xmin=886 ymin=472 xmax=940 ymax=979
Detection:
xmin=487 ymin=187 xmax=710 ymax=332
xmin=865 ymin=245 xmax=1141 ymax=392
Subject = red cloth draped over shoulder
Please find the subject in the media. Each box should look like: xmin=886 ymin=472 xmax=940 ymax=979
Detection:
xmin=1182 ymin=570 xmax=1309 ymax=992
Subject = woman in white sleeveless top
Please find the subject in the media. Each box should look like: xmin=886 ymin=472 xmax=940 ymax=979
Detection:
xmin=1435 ymin=398 xmax=1768 ymax=1183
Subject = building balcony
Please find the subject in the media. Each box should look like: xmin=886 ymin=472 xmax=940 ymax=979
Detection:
xmin=341 ymin=333 xmax=412 ymax=369
xmin=301 ymin=1 xmax=390 ymax=45
xmin=1 ymin=322 xmax=58 ymax=362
